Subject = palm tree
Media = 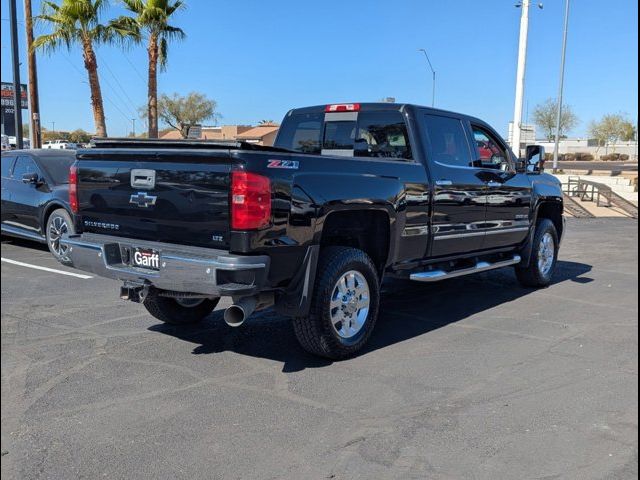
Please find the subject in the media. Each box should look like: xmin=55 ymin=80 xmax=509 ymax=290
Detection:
xmin=111 ymin=1 xmax=185 ymax=138
xmin=34 ymin=0 xmax=114 ymax=137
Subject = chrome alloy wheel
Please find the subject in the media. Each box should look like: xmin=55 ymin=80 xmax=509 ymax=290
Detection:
xmin=538 ymin=232 xmax=555 ymax=277
xmin=48 ymin=215 xmax=69 ymax=258
xmin=329 ymin=270 xmax=370 ymax=339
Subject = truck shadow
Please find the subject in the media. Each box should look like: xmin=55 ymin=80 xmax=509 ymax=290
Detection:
xmin=148 ymin=260 xmax=593 ymax=372
xmin=1 ymin=236 xmax=49 ymax=253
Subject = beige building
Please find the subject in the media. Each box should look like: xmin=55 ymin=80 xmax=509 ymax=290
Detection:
xmin=160 ymin=124 xmax=279 ymax=146
xmin=234 ymin=125 xmax=279 ymax=146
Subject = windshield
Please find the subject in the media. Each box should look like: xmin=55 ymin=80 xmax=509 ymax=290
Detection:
xmin=40 ymin=155 xmax=75 ymax=184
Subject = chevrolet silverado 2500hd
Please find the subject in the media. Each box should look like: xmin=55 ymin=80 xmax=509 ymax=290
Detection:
xmin=59 ymin=103 xmax=564 ymax=359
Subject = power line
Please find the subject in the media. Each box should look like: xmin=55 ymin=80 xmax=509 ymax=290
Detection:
xmin=121 ymin=51 xmax=149 ymax=130
xmin=60 ymin=53 xmax=133 ymax=133
xmin=98 ymin=70 xmax=138 ymax=118
xmin=103 ymin=95 xmax=133 ymax=123
xmin=123 ymin=52 xmax=146 ymax=83
xmin=63 ymin=53 xmax=136 ymax=120
xmin=96 ymin=51 xmax=141 ymax=115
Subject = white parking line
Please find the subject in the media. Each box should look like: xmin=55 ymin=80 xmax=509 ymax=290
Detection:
xmin=1 ymin=257 xmax=93 ymax=279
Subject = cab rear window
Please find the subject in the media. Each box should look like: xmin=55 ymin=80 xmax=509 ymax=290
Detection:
xmin=323 ymin=121 xmax=355 ymax=150
xmin=275 ymin=110 xmax=412 ymax=160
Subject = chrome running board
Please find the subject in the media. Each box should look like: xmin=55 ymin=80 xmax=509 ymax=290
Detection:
xmin=410 ymin=255 xmax=521 ymax=283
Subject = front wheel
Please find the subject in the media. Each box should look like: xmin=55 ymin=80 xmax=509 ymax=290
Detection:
xmin=515 ymin=218 xmax=559 ymax=288
xmin=293 ymin=247 xmax=380 ymax=359
xmin=46 ymin=208 xmax=74 ymax=265
xmin=143 ymin=291 xmax=220 ymax=325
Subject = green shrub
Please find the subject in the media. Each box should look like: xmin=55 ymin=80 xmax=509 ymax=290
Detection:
xmin=620 ymin=154 xmax=630 ymax=161
xmin=573 ymin=152 xmax=595 ymax=161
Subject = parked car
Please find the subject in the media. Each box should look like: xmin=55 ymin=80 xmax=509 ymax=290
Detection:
xmin=1 ymin=149 xmax=77 ymax=263
xmin=43 ymin=139 xmax=77 ymax=150
xmin=58 ymin=102 xmax=564 ymax=359
xmin=7 ymin=137 xmax=30 ymax=149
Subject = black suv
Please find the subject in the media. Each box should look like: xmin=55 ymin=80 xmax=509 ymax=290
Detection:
xmin=1 ymin=149 xmax=76 ymax=263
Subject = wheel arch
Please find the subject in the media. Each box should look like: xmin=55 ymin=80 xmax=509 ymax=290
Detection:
xmin=520 ymin=199 xmax=564 ymax=268
xmin=40 ymin=201 xmax=71 ymax=234
xmin=318 ymin=208 xmax=392 ymax=277
xmin=536 ymin=199 xmax=564 ymax=241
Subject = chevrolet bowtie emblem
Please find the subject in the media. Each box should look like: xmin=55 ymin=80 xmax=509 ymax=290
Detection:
xmin=129 ymin=191 xmax=157 ymax=208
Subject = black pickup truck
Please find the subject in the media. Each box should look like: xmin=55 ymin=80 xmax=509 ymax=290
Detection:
xmin=60 ymin=103 xmax=564 ymax=359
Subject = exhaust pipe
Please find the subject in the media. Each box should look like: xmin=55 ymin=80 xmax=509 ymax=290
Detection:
xmin=223 ymin=294 xmax=274 ymax=327
xmin=224 ymin=296 xmax=257 ymax=327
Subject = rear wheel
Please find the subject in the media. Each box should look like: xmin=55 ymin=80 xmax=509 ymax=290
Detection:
xmin=293 ymin=247 xmax=380 ymax=359
xmin=515 ymin=218 xmax=559 ymax=288
xmin=46 ymin=208 xmax=74 ymax=265
xmin=143 ymin=291 xmax=220 ymax=325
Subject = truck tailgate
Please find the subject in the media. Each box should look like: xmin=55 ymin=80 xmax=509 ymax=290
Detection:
xmin=76 ymin=149 xmax=232 ymax=249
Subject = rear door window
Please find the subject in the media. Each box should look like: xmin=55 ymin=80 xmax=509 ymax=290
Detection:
xmin=423 ymin=114 xmax=474 ymax=168
xmin=1 ymin=155 xmax=15 ymax=178
xmin=12 ymin=156 xmax=39 ymax=179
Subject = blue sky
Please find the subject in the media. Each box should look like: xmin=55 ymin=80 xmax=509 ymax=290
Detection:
xmin=1 ymin=0 xmax=638 ymax=138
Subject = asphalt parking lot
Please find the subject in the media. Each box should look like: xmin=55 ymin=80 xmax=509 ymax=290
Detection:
xmin=1 ymin=218 xmax=638 ymax=480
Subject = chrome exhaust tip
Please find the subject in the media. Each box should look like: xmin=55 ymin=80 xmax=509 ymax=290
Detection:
xmin=223 ymin=296 xmax=257 ymax=327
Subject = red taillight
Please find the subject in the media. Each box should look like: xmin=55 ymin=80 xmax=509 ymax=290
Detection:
xmin=325 ymin=103 xmax=360 ymax=112
xmin=230 ymin=171 xmax=271 ymax=230
xmin=69 ymin=164 xmax=78 ymax=213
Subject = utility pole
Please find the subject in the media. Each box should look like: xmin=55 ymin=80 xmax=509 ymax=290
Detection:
xmin=51 ymin=121 xmax=55 ymax=133
xmin=418 ymin=48 xmax=436 ymax=107
xmin=512 ymin=1 xmax=542 ymax=158
xmin=553 ymin=0 xmax=571 ymax=173
xmin=131 ymin=118 xmax=136 ymax=137
xmin=9 ymin=0 xmax=24 ymax=149
xmin=24 ymin=0 xmax=41 ymax=148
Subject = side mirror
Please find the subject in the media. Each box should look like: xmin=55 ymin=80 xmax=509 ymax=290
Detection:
xmin=22 ymin=172 xmax=40 ymax=185
xmin=525 ymin=145 xmax=546 ymax=173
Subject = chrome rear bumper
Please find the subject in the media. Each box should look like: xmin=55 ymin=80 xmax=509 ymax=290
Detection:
xmin=60 ymin=233 xmax=270 ymax=296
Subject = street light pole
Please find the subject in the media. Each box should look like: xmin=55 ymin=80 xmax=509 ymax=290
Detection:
xmin=553 ymin=0 xmax=571 ymax=173
xmin=512 ymin=0 xmax=532 ymax=158
xmin=9 ymin=0 xmax=24 ymax=149
xmin=418 ymin=48 xmax=436 ymax=107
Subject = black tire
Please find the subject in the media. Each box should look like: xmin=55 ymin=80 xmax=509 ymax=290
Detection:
xmin=46 ymin=208 xmax=74 ymax=265
xmin=515 ymin=218 xmax=559 ymax=288
xmin=293 ymin=246 xmax=380 ymax=360
xmin=143 ymin=291 xmax=220 ymax=325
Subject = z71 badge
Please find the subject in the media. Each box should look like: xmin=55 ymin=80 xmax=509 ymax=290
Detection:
xmin=267 ymin=159 xmax=299 ymax=169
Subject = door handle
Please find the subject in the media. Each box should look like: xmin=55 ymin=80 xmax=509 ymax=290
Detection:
xmin=486 ymin=181 xmax=502 ymax=187
xmin=435 ymin=179 xmax=453 ymax=186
